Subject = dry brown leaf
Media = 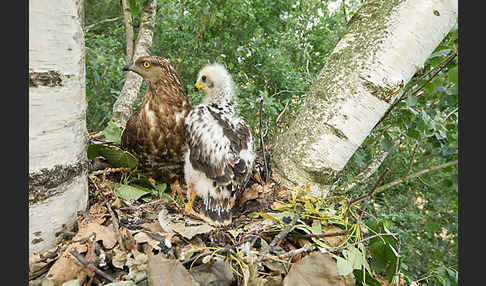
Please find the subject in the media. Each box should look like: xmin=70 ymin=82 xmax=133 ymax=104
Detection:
xmin=44 ymin=242 xmax=88 ymax=285
xmin=126 ymin=249 xmax=148 ymax=281
xmin=189 ymin=259 xmax=234 ymax=286
xmin=87 ymin=202 xmax=109 ymax=224
xmin=74 ymin=222 xmax=117 ymax=249
xmin=170 ymin=221 xmax=214 ymax=240
xmin=283 ymin=252 xmax=355 ymax=286
xmin=104 ymin=282 xmax=137 ymax=286
xmin=111 ymin=245 xmax=128 ymax=269
xmin=239 ymin=183 xmax=263 ymax=207
xmin=321 ymin=226 xmax=348 ymax=248
xmin=270 ymin=201 xmax=288 ymax=211
xmin=146 ymin=254 xmax=199 ymax=286
xmin=142 ymin=221 xmax=164 ymax=233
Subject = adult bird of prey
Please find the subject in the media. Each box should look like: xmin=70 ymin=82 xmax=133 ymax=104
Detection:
xmin=121 ymin=56 xmax=192 ymax=191
xmin=183 ymin=63 xmax=255 ymax=226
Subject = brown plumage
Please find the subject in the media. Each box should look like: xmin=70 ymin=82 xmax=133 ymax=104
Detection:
xmin=121 ymin=56 xmax=191 ymax=184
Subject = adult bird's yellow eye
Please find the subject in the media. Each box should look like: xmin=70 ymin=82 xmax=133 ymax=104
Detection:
xmin=143 ymin=61 xmax=150 ymax=68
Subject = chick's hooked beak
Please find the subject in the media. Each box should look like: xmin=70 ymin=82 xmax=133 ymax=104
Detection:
xmin=194 ymin=82 xmax=204 ymax=92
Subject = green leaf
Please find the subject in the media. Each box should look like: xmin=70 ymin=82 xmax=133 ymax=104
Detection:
xmin=116 ymin=184 xmax=152 ymax=201
xmin=87 ymin=143 xmax=103 ymax=159
xmin=97 ymin=145 xmax=139 ymax=169
xmin=407 ymin=128 xmax=420 ymax=140
xmin=380 ymin=138 xmax=393 ymax=152
xmin=103 ymin=121 xmax=122 ymax=145
xmin=336 ymin=256 xmax=353 ymax=276
xmin=406 ymin=95 xmax=417 ymax=107
xmin=353 ymin=269 xmax=382 ymax=286
xmin=425 ymin=221 xmax=441 ymax=233
xmin=448 ymin=66 xmax=458 ymax=85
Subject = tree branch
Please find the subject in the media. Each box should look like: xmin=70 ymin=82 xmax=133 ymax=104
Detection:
xmin=121 ymin=0 xmax=135 ymax=62
xmin=111 ymin=0 xmax=157 ymax=129
xmin=374 ymin=160 xmax=458 ymax=196
xmin=85 ymin=17 xmax=121 ymax=32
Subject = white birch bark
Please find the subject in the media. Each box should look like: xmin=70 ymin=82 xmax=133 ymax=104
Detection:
xmin=29 ymin=0 xmax=88 ymax=256
xmin=111 ymin=0 xmax=157 ymax=129
xmin=269 ymin=0 xmax=458 ymax=196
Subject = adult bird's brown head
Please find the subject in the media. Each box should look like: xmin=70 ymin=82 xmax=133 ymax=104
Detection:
xmin=123 ymin=56 xmax=175 ymax=85
xmin=120 ymin=55 xmax=192 ymax=187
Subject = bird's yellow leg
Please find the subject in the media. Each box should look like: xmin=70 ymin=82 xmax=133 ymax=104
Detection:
xmin=229 ymin=199 xmax=236 ymax=208
xmin=185 ymin=187 xmax=201 ymax=219
xmin=170 ymin=180 xmax=186 ymax=202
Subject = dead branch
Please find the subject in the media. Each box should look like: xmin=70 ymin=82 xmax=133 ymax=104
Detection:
xmin=259 ymin=97 xmax=269 ymax=184
xmin=348 ymin=168 xmax=389 ymax=207
xmin=70 ymin=251 xmax=117 ymax=283
xmin=268 ymin=207 xmax=302 ymax=249
xmin=320 ymin=232 xmax=398 ymax=255
xmin=339 ymin=150 xmax=389 ymax=193
xmin=356 ymin=168 xmax=389 ymax=223
xmin=106 ymin=202 xmax=126 ymax=252
xmin=279 ymin=243 xmax=315 ymax=258
xmin=292 ymin=230 xmax=349 ymax=239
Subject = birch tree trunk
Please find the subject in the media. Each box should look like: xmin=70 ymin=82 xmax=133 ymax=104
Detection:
xmin=29 ymin=0 xmax=88 ymax=256
xmin=268 ymin=0 xmax=458 ymax=196
xmin=111 ymin=0 xmax=157 ymax=129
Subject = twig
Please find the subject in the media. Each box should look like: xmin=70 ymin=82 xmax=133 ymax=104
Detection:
xmin=374 ymin=52 xmax=457 ymax=128
xmin=275 ymin=99 xmax=290 ymax=125
xmin=407 ymin=140 xmax=421 ymax=175
xmin=259 ymin=97 xmax=269 ymax=184
xmin=348 ymin=168 xmax=389 ymax=206
xmin=357 ymin=168 xmax=389 ymax=223
xmin=394 ymin=236 xmax=402 ymax=286
xmin=182 ymin=238 xmax=250 ymax=266
xmin=90 ymin=167 xmax=130 ymax=177
xmin=292 ymin=230 xmax=349 ymax=239
xmin=374 ymin=160 xmax=458 ymax=196
xmin=70 ymin=251 xmax=117 ymax=283
xmin=106 ymin=202 xmax=126 ymax=252
xmin=85 ymin=17 xmax=121 ymax=32
xmin=320 ymin=232 xmax=398 ymax=254
xmin=269 ymin=207 xmax=302 ymax=248
xmin=339 ymin=150 xmax=389 ymax=192
xmin=279 ymin=243 xmax=315 ymax=258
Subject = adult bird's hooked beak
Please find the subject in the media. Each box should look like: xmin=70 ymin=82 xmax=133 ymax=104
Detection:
xmin=194 ymin=82 xmax=204 ymax=92
xmin=123 ymin=62 xmax=133 ymax=71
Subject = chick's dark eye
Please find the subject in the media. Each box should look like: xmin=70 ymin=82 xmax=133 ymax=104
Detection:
xmin=201 ymin=75 xmax=206 ymax=82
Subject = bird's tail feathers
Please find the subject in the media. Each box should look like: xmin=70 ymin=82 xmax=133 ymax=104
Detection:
xmin=201 ymin=196 xmax=232 ymax=226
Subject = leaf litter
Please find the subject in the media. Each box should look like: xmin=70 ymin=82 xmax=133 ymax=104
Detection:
xmin=29 ymin=132 xmax=403 ymax=286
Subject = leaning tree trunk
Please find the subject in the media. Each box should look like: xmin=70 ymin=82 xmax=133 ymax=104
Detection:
xmin=29 ymin=0 xmax=88 ymax=256
xmin=111 ymin=0 xmax=157 ymax=129
xmin=268 ymin=0 xmax=458 ymax=196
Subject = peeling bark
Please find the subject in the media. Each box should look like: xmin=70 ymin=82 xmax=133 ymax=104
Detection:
xmin=29 ymin=0 xmax=88 ymax=256
xmin=268 ymin=0 xmax=458 ymax=196
xmin=111 ymin=0 xmax=157 ymax=129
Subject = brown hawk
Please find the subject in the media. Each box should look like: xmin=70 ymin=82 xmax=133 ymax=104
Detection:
xmin=121 ymin=56 xmax=191 ymax=189
xmin=183 ymin=63 xmax=255 ymax=226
